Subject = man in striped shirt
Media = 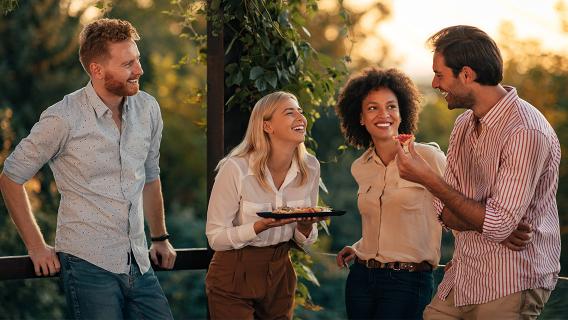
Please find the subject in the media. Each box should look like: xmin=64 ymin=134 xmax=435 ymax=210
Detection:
xmin=396 ymin=25 xmax=561 ymax=319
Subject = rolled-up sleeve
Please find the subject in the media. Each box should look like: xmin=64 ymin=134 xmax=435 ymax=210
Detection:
xmin=144 ymin=99 xmax=162 ymax=183
xmin=3 ymin=111 xmax=69 ymax=184
xmin=482 ymin=129 xmax=549 ymax=242
xmin=206 ymin=159 xmax=258 ymax=251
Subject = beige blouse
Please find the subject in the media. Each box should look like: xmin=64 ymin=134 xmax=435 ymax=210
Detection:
xmin=351 ymin=142 xmax=446 ymax=267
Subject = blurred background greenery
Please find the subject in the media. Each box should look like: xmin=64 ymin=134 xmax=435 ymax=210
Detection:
xmin=0 ymin=0 xmax=566 ymax=319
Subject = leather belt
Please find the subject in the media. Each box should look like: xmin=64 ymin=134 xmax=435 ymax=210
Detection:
xmin=355 ymin=258 xmax=432 ymax=272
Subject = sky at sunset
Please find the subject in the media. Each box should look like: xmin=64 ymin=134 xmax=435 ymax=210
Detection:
xmin=348 ymin=0 xmax=568 ymax=81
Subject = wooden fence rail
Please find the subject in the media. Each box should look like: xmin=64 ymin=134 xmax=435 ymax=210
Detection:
xmin=0 ymin=248 xmax=212 ymax=281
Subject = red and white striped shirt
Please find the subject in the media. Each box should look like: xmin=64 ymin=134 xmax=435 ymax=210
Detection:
xmin=433 ymin=86 xmax=561 ymax=306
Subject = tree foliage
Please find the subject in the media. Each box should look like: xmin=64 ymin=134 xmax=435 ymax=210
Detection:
xmin=0 ymin=0 xmax=87 ymax=317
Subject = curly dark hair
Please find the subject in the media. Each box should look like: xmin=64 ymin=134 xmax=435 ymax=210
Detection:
xmin=335 ymin=67 xmax=421 ymax=149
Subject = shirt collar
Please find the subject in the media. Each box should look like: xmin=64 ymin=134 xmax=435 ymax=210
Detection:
xmin=246 ymin=154 xmax=301 ymax=178
xmin=478 ymin=85 xmax=518 ymax=128
xmin=84 ymin=81 xmax=130 ymax=118
xmin=361 ymin=146 xmax=390 ymax=167
xmin=361 ymin=147 xmax=376 ymax=164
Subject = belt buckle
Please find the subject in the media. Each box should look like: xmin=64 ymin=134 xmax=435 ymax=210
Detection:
xmin=365 ymin=260 xmax=372 ymax=268
xmin=392 ymin=262 xmax=401 ymax=271
xmin=405 ymin=263 xmax=417 ymax=272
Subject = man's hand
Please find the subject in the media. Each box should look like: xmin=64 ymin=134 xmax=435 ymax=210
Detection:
xmin=150 ymin=240 xmax=176 ymax=269
xmin=28 ymin=244 xmax=60 ymax=276
xmin=501 ymin=221 xmax=533 ymax=251
xmin=336 ymin=246 xmax=356 ymax=269
xmin=396 ymin=142 xmax=436 ymax=185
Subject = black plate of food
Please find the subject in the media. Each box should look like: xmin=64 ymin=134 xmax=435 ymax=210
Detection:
xmin=257 ymin=208 xmax=346 ymax=219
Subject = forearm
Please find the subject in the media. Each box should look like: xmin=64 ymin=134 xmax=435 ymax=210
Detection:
xmin=143 ymin=178 xmax=167 ymax=237
xmin=207 ymin=223 xmax=256 ymax=251
xmin=0 ymin=174 xmax=47 ymax=250
xmin=440 ymin=207 xmax=476 ymax=231
xmin=426 ymin=174 xmax=486 ymax=233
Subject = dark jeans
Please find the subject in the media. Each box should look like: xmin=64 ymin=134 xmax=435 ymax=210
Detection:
xmin=345 ymin=262 xmax=434 ymax=320
xmin=58 ymin=252 xmax=173 ymax=320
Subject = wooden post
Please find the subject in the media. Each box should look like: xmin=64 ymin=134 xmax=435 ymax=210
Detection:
xmin=206 ymin=0 xmax=224 ymax=200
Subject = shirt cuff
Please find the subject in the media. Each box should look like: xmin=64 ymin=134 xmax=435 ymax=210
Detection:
xmin=294 ymin=223 xmax=317 ymax=246
xmin=236 ymin=222 xmax=258 ymax=246
xmin=1 ymin=168 xmax=28 ymax=185
xmin=433 ymin=197 xmax=451 ymax=231
xmin=481 ymin=199 xmax=511 ymax=243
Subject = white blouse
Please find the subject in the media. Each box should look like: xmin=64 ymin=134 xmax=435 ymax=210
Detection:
xmin=206 ymin=154 xmax=320 ymax=251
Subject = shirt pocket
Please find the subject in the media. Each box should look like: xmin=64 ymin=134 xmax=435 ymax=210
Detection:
xmin=357 ymin=184 xmax=381 ymax=217
xmin=397 ymin=179 xmax=426 ymax=212
xmin=241 ymin=200 xmax=272 ymax=222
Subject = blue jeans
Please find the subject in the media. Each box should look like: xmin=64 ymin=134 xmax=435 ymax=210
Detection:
xmin=345 ymin=263 xmax=434 ymax=320
xmin=58 ymin=252 xmax=173 ymax=320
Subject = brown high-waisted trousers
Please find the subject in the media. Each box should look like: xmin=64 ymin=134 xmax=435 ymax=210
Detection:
xmin=205 ymin=241 xmax=296 ymax=320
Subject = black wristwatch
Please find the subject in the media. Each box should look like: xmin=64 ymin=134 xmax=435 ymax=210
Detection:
xmin=151 ymin=234 xmax=170 ymax=242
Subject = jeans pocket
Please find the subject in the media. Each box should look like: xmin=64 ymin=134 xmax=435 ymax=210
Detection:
xmin=65 ymin=253 xmax=85 ymax=263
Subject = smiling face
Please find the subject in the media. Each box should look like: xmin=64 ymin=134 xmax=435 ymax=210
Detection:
xmin=98 ymin=40 xmax=143 ymax=97
xmin=431 ymin=52 xmax=475 ymax=110
xmin=263 ymin=97 xmax=307 ymax=146
xmin=360 ymin=88 xmax=401 ymax=143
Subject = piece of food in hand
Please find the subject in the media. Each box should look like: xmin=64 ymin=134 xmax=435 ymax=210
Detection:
xmin=393 ymin=134 xmax=415 ymax=146
xmin=272 ymin=206 xmax=332 ymax=214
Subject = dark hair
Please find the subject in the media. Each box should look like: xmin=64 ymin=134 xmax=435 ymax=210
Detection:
xmin=335 ymin=67 xmax=421 ymax=149
xmin=427 ymin=25 xmax=503 ymax=85
xmin=79 ymin=18 xmax=140 ymax=74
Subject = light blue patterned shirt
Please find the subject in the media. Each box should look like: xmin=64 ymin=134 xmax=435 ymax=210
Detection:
xmin=3 ymin=82 xmax=163 ymax=274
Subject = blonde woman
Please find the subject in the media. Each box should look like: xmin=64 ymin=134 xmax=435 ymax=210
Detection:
xmin=205 ymin=91 xmax=322 ymax=319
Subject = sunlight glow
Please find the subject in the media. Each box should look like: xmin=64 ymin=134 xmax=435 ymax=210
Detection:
xmin=354 ymin=0 xmax=568 ymax=80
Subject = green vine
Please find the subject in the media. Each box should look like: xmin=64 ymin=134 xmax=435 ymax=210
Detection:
xmin=1 ymin=0 xmax=18 ymax=15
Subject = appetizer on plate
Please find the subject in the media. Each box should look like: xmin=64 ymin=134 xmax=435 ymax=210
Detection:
xmin=272 ymin=206 xmax=333 ymax=214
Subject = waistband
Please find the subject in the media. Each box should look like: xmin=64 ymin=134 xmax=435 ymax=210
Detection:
xmin=214 ymin=241 xmax=291 ymax=262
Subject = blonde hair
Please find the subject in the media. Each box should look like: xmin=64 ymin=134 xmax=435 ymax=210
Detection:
xmin=217 ymin=91 xmax=310 ymax=190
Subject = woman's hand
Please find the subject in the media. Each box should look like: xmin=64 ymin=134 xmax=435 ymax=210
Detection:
xmin=336 ymin=246 xmax=356 ymax=268
xmin=296 ymin=216 xmax=325 ymax=236
xmin=253 ymin=217 xmax=297 ymax=234
xmin=254 ymin=216 xmax=325 ymax=235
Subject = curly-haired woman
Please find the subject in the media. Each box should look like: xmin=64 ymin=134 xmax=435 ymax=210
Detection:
xmin=334 ymin=67 xmax=446 ymax=319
